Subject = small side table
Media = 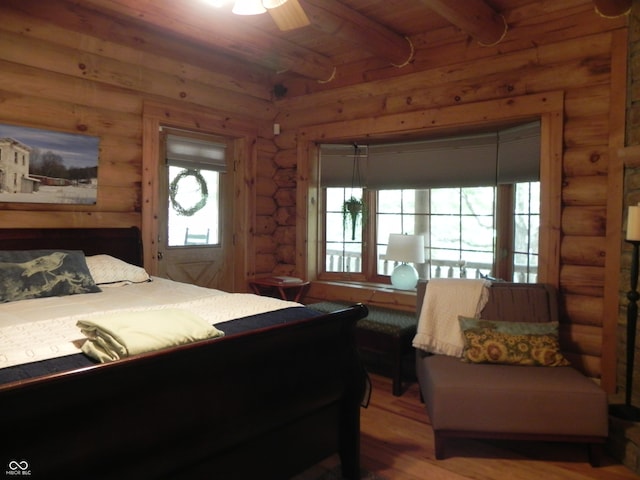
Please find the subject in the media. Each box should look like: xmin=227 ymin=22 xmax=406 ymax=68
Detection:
xmin=249 ymin=276 xmax=310 ymax=302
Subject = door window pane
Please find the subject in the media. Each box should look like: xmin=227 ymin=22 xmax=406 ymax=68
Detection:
xmin=168 ymin=166 xmax=220 ymax=247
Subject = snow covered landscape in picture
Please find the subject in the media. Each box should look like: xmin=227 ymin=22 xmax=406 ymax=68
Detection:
xmin=0 ymin=123 xmax=99 ymax=205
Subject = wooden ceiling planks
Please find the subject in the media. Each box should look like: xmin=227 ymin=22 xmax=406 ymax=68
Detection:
xmin=18 ymin=0 xmax=632 ymax=86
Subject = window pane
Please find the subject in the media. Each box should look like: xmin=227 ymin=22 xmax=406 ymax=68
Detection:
xmin=325 ymin=187 xmax=363 ymax=273
xmin=378 ymin=189 xmax=421 ymax=234
xmin=323 ymin=183 xmax=539 ymax=283
xmin=431 ymin=188 xmax=459 ymax=214
xmin=513 ymin=252 xmax=537 ymax=282
xmin=326 ymin=241 xmax=362 ymax=272
xmin=462 ymin=186 xmax=494 ymax=215
xmin=426 ymin=187 xmax=495 ymax=279
xmin=513 ymin=182 xmax=540 ymax=281
xmin=515 ymin=181 xmax=540 ymax=214
xmin=326 ymin=188 xmax=346 ymax=211
xmin=461 ymin=215 xmax=493 ymax=252
xmin=168 ymin=166 xmax=220 ymax=247
xmin=378 ymin=190 xmax=402 ymax=213
xmin=377 ymin=189 xmax=427 ymax=276
xmin=377 ymin=214 xmax=403 ymax=244
xmin=431 ymin=215 xmax=460 ymax=249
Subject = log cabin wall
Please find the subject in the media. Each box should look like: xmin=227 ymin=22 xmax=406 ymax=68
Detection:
xmin=0 ymin=0 xmax=277 ymax=284
xmin=273 ymin=2 xmax=629 ymax=392
xmin=0 ymin=0 xmax=631 ymax=394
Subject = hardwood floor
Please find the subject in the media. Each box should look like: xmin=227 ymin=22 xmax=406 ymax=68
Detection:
xmin=360 ymin=374 xmax=638 ymax=480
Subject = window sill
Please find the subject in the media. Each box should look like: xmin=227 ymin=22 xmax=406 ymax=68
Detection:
xmin=307 ymin=280 xmax=418 ymax=313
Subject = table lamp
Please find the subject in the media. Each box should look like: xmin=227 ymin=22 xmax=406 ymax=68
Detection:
xmin=385 ymin=233 xmax=425 ymax=290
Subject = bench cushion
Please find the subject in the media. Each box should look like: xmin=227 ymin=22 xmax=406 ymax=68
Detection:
xmin=308 ymin=302 xmax=416 ymax=336
xmin=418 ymin=354 xmax=608 ymax=437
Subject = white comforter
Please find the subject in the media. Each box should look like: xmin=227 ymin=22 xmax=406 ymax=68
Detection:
xmin=0 ymin=277 xmax=301 ymax=368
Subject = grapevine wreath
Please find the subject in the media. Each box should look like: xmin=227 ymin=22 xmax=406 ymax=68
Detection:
xmin=169 ymin=169 xmax=208 ymax=216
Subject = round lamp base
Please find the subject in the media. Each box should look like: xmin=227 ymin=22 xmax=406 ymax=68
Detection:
xmin=391 ymin=263 xmax=419 ymax=290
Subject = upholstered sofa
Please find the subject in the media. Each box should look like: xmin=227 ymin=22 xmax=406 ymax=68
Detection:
xmin=415 ymin=281 xmax=608 ymax=466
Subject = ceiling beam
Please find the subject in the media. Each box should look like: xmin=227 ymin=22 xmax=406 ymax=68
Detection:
xmin=419 ymin=0 xmax=507 ymax=46
xmin=79 ymin=0 xmax=336 ymax=82
xmin=301 ymin=0 xmax=414 ymax=68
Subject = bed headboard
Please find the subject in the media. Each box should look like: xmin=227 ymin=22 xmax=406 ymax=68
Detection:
xmin=0 ymin=227 xmax=143 ymax=266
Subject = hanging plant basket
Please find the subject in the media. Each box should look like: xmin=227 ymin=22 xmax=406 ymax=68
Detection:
xmin=343 ymin=196 xmax=365 ymax=241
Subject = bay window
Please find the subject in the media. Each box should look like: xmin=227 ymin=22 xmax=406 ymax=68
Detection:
xmin=318 ymin=122 xmax=541 ymax=285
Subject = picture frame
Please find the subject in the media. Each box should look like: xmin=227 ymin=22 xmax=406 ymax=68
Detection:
xmin=0 ymin=123 xmax=99 ymax=205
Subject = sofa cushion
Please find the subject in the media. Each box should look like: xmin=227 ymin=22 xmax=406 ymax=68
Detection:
xmin=480 ymin=282 xmax=559 ymax=323
xmin=459 ymin=316 xmax=561 ymax=336
xmin=417 ymin=354 xmax=608 ymax=437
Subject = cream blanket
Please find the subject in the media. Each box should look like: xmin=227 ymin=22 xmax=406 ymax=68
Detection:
xmin=77 ymin=309 xmax=224 ymax=363
xmin=412 ymin=278 xmax=491 ymax=356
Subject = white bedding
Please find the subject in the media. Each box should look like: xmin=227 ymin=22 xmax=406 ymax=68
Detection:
xmin=0 ymin=277 xmax=302 ymax=368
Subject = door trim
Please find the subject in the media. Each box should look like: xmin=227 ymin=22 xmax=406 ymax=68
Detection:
xmin=142 ymin=101 xmax=256 ymax=292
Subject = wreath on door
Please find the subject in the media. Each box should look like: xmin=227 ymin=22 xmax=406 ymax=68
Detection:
xmin=169 ymin=169 xmax=208 ymax=217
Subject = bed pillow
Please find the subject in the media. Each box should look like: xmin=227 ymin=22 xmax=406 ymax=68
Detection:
xmin=85 ymin=254 xmax=150 ymax=286
xmin=0 ymin=250 xmax=101 ymax=303
xmin=458 ymin=316 xmax=570 ymax=367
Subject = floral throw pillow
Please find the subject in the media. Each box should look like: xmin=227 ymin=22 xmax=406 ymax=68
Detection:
xmin=459 ymin=316 xmax=570 ymax=367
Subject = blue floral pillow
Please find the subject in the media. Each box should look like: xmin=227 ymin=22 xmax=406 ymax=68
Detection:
xmin=0 ymin=250 xmax=101 ymax=303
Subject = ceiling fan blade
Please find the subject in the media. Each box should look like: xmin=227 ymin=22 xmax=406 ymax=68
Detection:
xmin=268 ymin=0 xmax=310 ymax=31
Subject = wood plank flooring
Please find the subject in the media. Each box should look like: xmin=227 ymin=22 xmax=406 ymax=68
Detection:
xmin=359 ymin=374 xmax=638 ymax=480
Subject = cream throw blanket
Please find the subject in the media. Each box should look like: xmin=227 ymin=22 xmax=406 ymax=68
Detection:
xmin=413 ymin=278 xmax=491 ymax=357
xmin=77 ymin=309 xmax=224 ymax=363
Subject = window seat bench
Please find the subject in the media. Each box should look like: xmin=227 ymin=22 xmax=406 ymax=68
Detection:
xmin=307 ymin=301 xmax=416 ymax=396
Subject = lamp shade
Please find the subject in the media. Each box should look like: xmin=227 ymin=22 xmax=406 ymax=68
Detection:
xmin=267 ymin=0 xmax=310 ymax=30
xmin=263 ymin=0 xmax=288 ymax=8
xmin=385 ymin=234 xmax=425 ymax=264
xmin=627 ymin=203 xmax=640 ymax=241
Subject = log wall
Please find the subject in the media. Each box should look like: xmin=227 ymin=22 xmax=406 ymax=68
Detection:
xmin=0 ymin=0 xmax=631 ymax=392
xmin=271 ymin=2 xmax=629 ymax=390
xmin=0 ymin=0 xmax=274 ymax=234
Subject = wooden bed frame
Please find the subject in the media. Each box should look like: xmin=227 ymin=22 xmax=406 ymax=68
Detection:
xmin=0 ymin=227 xmax=368 ymax=479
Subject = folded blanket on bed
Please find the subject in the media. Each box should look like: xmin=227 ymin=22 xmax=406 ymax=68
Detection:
xmin=413 ymin=278 xmax=490 ymax=357
xmin=77 ymin=309 xmax=224 ymax=363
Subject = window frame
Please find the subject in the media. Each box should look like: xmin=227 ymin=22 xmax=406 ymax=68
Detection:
xmin=298 ymin=93 xmax=563 ymax=289
xmin=318 ymin=183 xmax=538 ymax=284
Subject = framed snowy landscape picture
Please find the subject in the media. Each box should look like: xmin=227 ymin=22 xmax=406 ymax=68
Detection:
xmin=0 ymin=123 xmax=99 ymax=205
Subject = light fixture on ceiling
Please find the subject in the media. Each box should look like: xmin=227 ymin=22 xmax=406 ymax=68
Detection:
xmin=232 ymin=0 xmax=266 ymax=15
xmin=232 ymin=0 xmax=287 ymax=16
xmin=230 ymin=0 xmax=310 ymax=31
xmin=385 ymin=233 xmax=425 ymax=290
xmin=268 ymin=0 xmax=310 ymax=31
xmin=263 ymin=0 xmax=288 ymax=8
xmin=205 ymin=0 xmax=310 ymax=30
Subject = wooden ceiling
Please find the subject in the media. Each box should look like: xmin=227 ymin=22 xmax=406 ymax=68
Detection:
xmin=18 ymin=0 xmax=634 ymax=88
xmin=73 ymin=0 xmax=632 ymax=82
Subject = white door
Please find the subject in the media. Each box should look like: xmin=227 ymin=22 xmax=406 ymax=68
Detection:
xmin=157 ymin=129 xmax=234 ymax=291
